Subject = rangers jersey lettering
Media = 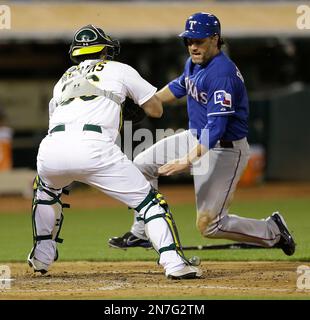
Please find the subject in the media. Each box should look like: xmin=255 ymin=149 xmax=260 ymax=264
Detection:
xmin=168 ymin=51 xmax=249 ymax=142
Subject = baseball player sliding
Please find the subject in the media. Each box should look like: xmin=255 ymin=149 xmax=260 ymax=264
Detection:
xmin=109 ymin=13 xmax=296 ymax=256
xmin=27 ymin=25 xmax=202 ymax=280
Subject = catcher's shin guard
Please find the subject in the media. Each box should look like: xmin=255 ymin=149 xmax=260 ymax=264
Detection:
xmin=28 ymin=176 xmax=70 ymax=262
xmin=135 ymin=188 xmax=191 ymax=266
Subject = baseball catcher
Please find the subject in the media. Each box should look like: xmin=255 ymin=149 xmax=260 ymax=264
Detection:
xmin=27 ymin=24 xmax=202 ymax=280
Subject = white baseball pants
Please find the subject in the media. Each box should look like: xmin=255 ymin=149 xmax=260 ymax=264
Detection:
xmin=33 ymin=127 xmax=186 ymax=275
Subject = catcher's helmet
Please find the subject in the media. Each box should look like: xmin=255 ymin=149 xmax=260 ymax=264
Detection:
xmin=179 ymin=12 xmax=221 ymax=39
xmin=69 ymin=24 xmax=120 ymax=63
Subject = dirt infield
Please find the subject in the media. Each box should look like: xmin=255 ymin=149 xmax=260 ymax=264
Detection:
xmin=1 ymin=261 xmax=309 ymax=299
xmin=1 ymin=183 xmax=310 ymax=299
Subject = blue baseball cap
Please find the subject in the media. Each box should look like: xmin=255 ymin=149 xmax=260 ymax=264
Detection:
xmin=179 ymin=12 xmax=221 ymax=39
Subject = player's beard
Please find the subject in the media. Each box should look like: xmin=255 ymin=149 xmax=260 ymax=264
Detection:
xmin=190 ymin=49 xmax=218 ymax=65
xmin=190 ymin=52 xmax=209 ymax=65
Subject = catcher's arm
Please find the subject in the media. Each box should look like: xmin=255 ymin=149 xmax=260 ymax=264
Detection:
xmin=155 ymin=85 xmax=178 ymax=104
xmin=121 ymin=85 xmax=175 ymax=124
xmin=48 ymin=98 xmax=58 ymax=120
xmin=140 ymin=94 xmax=163 ymax=118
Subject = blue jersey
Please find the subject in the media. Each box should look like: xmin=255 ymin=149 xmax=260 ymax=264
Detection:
xmin=168 ymin=51 xmax=249 ymax=148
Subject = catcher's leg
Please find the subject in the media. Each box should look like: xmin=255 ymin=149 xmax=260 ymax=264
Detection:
xmin=82 ymin=142 xmax=201 ymax=279
xmin=136 ymin=188 xmax=201 ymax=278
xmin=27 ymin=176 xmax=69 ymax=274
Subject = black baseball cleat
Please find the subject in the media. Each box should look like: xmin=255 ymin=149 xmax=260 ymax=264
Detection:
xmin=108 ymin=232 xmax=153 ymax=249
xmin=271 ymin=212 xmax=296 ymax=256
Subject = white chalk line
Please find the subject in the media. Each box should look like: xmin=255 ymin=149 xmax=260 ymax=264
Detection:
xmin=0 ymin=279 xmax=15 ymax=282
xmin=157 ymin=284 xmax=293 ymax=293
xmin=1 ymin=286 xmax=123 ymax=293
xmin=1 ymin=283 xmax=299 ymax=294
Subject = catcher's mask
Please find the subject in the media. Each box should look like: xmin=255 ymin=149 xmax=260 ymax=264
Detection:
xmin=69 ymin=24 xmax=120 ymax=63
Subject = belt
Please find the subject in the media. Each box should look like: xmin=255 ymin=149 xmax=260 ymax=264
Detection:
xmin=50 ymin=124 xmax=102 ymax=134
xmin=219 ymin=140 xmax=233 ymax=148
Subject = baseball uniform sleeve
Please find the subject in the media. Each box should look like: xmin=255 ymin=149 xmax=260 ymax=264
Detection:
xmin=199 ymin=115 xmax=228 ymax=149
xmin=48 ymin=98 xmax=58 ymax=119
xmin=206 ymin=77 xmax=236 ymax=117
xmin=168 ymin=73 xmax=187 ymax=99
xmin=122 ymin=64 xmax=157 ymax=106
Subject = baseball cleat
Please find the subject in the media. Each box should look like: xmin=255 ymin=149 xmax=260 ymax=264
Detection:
xmin=167 ymin=265 xmax=203 ymax=280
xmin=108 ymin=232 xmax=153 ymax=249
xmin=271 ymin=212 xmax=296 ymax=256
xmin=27 ymin=254 xmax=49 ymax=274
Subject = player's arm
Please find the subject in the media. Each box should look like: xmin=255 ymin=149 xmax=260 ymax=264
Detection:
xmin=140 ymin=94 xmax=163 ymax=118
xmin=159 ymin=77 xmax=234 ymax=175
xmin=158 ymin=143 xmax=207 ymax=176
xmin=156 ymin=72 xmax=187 ymax=106
xmin=158 ymin=116 xmax=228 ymax=176
xmin=155 ymin=85 xmax=178 ymax=104
xmin=141 ymin=82 xmax=181 ymax=118
xmin=48 ymin=98 xmax=58 ymax=120
xmin=122 ymin=64 xmax=163 ymax=118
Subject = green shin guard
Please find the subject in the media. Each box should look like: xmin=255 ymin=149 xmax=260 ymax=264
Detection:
xmin=29 ymin=175 xmax=70 ymax=261
xmin=135 ymin=188 xmax=192 ymax=266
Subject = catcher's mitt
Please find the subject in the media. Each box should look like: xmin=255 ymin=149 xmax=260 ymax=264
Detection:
xmin=121 ymin=103 xmax=146 ymax=125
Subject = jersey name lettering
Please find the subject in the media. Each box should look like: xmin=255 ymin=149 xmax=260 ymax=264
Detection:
xmin=236 ymin=66 xmax=245 ymax=83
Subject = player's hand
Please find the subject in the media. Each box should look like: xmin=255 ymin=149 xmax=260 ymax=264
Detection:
xmin=158 ymin=158 xmax=190 ymax=176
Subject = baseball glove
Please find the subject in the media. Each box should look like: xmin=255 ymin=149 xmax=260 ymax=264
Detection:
xmin=121 ymin=103 xmax=146 ymax=124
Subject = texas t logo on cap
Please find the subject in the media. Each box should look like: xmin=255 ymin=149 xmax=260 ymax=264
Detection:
xmin=189 ymin=20 xmax=197 ymax=30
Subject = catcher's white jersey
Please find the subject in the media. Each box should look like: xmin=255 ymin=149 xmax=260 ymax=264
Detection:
xmin=49 ymin=59 xmax=156 ymax=141
xmin=33 ymin=57 xmax=189 ymax=276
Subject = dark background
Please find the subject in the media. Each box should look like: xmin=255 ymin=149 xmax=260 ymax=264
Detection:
xmin=1 ymin=35 xmax=310 ymax=180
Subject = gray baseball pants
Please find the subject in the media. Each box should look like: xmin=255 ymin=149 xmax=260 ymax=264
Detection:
xmin=130 ymin=130 xmax=280 ymax=247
